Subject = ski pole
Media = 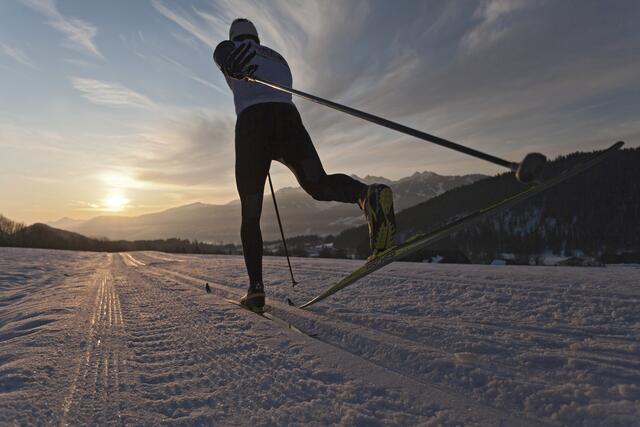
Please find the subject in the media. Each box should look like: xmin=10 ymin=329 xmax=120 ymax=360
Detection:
xmin=247 ymin=76 xmax=546 ymax=183
xmin=267 ymin=172 xmax=298 ymax=288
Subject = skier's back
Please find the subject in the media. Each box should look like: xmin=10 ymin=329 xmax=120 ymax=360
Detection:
xmin=214 ymin=18 xmax=396 ymax=311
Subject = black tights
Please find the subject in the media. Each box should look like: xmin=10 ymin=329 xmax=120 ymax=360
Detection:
xmin=235 ymin=103 xmax=367 ymax=285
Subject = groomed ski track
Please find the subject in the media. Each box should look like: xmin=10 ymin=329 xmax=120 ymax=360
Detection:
xmin=126 ymin=251 xmax=539 ymax=426
xmin=2 ymin=249 xmax=639 ymax=425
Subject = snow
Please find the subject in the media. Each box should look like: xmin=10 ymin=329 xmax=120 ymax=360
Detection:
xmin=1 ymin=248 xmax=639 ymax=426
xmin=542 ymin=254 xmax=570 ymax=266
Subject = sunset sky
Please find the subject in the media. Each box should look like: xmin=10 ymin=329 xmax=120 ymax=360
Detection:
xmin=1 ymin=0 xmax=639 ymax=224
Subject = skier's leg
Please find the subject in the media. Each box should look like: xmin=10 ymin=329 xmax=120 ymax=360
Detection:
xmin=275 ymin=105 xmax=366 ymax=203
xmin=289 ymin=154 xmax=366 ymax=203
xmin=235 ymin=107 xmax=271 ymax=295
xmin=276 ymin=104 xmax=396 ymax=258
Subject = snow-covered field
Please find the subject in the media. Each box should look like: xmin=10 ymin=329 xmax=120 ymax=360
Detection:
xmin=1 ymin=247 xmax=639 ymax=426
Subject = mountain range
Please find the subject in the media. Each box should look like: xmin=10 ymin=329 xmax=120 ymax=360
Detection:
xmin=48 ymin=171 xmax=486 ymax=243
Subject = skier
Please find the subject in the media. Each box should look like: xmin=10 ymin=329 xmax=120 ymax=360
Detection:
xmin=213 ymin=18 xmax=396 ymax=310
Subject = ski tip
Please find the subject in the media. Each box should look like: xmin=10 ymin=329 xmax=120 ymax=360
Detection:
xmin=286 ymin=297 xmax=295 ymax=306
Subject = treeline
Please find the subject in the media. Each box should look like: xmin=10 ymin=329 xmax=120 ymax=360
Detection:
xmin=0 ymin=214 xmax=25 ymax=238
xmin=263 ymin=234 xmax=470 ymax=262
xmin=0 ymin=216 xmax=240 ymax=255
xmin=263 ymin=234 xmax=348 ymax=258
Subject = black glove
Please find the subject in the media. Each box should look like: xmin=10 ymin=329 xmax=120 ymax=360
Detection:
xmin=223 ymin=43 xmax=258 ymax=80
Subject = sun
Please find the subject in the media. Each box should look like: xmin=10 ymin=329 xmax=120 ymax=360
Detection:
xmin=102 ymin=193 xmax=129 ymax=212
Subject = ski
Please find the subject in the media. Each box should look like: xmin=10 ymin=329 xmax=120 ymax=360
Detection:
xmin=289 ymin=141 xmax=624 ymax=309
xmin=225 ymin=298 xmax=268 ymax=314
xmin=225 ymin=298 xmax=314 ymax=337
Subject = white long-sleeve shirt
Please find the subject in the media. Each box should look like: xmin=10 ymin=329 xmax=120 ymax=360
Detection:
xmin=214 ymin=40 xmax=293 ymax=115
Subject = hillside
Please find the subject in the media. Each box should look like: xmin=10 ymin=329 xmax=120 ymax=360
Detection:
xmin=335 ymin=146 xmax=640 ymax=262
xmin=10 ymin=223 xmax=98 ymax=251
xmin=0 ymin=215 xmax=240 ymax=254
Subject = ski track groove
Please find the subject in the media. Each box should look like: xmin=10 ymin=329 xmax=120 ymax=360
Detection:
xmin=114 ymin=254 xmax=217 ymax=422
xmin=340 ymin=309 xmax=640 ymax=373
xmin=115 ymin=254 xmax=437 ymax=424
xmin=61 ymin=262 xmax=126 ymax=426
xmin=133 ymin=255 xmax=547 ymax=426
xmin=144 ymin=258 xmax=637 ymax=376
xmin=145 ymin=253 xmax=639 ymax=306
xmin=154 ymin=254 xmax=638 ymax=345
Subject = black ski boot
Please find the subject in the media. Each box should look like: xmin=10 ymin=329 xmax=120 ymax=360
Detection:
xmin=239 ymin=282 xmax=265 ymax=312
xmin=359 ymin=184 xmax=396 ymax=260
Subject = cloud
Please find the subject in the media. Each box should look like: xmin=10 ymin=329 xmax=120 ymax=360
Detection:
xmin=22 ymin=0 xmax=102 ymax=58
xmin=461 ymin=0 xmax=529 ymax=50
xmin=12 ymin=1 xmax=640 ymax=203
xmin=299 ymin=2 xmax=640 ymax=162
xmin=156 ymin=53 xmax=229 ymax=96
xmin=151 ymin=0 xmax=370 ymax=89
xmin=0 ymin=122 xmax=67 ymax=153
xmin=71 ymin=78 xmax=155 ymax=108
xmin=151 ymin=0 xmax=220 ymax=50
xmin=0 ymin=42 xmax=36 ymax=68
xmin=130 ymin=109 xmax=236 ymax=188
